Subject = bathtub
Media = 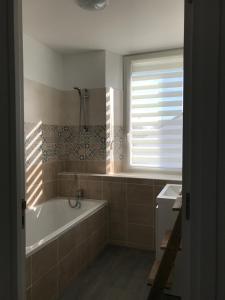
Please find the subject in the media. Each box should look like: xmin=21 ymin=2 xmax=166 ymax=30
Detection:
xmin=26 ymin=198 xmax=107 ymax=256
xmin=26 ymin=198 xmax=108 ymax=299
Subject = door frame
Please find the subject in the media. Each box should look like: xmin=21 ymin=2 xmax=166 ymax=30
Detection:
xmin=183 ymin=0 xmax=222 ymax=299
xmin=216 ymin=1 xmax=225 ymax=299
xmin=0 ymin=0 xmax=25 ymax=299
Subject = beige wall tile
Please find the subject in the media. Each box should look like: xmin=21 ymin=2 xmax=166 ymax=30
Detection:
xmin=86 ymin=161 xmax=106 ymax=174
xmin=103 ymin=181 xmax=127 ymax=240
xmin=113 ymin=160 xmax=123 ymax=173
xmin=103 ymin=181 xmax=126 ymax=208
xmin=62 ymin=90 xmax=80 ymax=126
xmin=84 ymin=211 xmax=108 ymax=263
xmin=110 ymin=209 xmax=126 ymax=223
xmin=95 ymin=226 xmax=107 ymax=251
xmin=26 ymin=174 xmax=58 ymax=207
xmin=88 ymin=88 xmax=106 ymax=126
xmin=24 ymin=79 xmax=90 ymax=126
xmin=113 ymin=89 xmax=123 ymax=127
xmin=77 ymin=174 xmax=102 ymax=181
xmin=126 ymin=178 xmax=154 ymax=186
xmin=57 ymin=178 xmax=78 ymax=198
xmin=58 ymin=173 xmax=77 ymax=182
xmin=32 ymin=265 xmax=59 ymax=300
xmin=25 ymin=162 xmax=43 ymax=188
xmin=64 ymin=160 xmax=86 ymax=173
xmin=79 ymin=179 xmax=102 ymax=200
xmin=76 ymin=219 xmax=89 ymax=245
xmin=25 ymin=140 xmax=43 ymax=163
xmin=24 ymin=79 xmax=66 ymax=125
xmin=32 ymin=240 xmax=58 ymax=283
xmin=128 ymin=204 xmax=153 ymax=226
xmin=59 ymin=246 xmax=81 ymax=293
xmin=153 ymin=179 xmax=168 ymax=186
xmin=63 ymin=88 xmax=107 ymax=127
xmin=105 ymin=88 xmax=123 ymax=143
xmin=25 ymin=159 xmax=64 ymax=192
xmin=41 ymin=162 xmax=55 ymax=183
xmin=26 ymin=181 xmax=45 ymax=207
xmin=78 ymin=240 xmax=89 ymax=269
xmin=93 ymin=208 xmax=107 ymax=229
xmin=126 ymin=184 xmax=154 ymax=206
xmin=42 ymin=161 xmax=62 ymax=183
xmin=102 ymin=178 xmax=157 ymax=250
xmin=88 ymin=229 xmax=105 ymax=262
xmin=110 ymin=221 xmax=127 ymax=242
xmin=43 ymin=181 xmax=57 ymax=200
xmin=58 ymin=225 xmax=78 ymax=260
xmin=27 ymin=202 xmax=108 ymax=299
xmin=102 ymin=176 xmax=125 ymax=183
xmin=90 ymin=231 xmax=101 ymax=259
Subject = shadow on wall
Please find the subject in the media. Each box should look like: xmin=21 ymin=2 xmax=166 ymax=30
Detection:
xmin=25 ymin=121 xmax=44 ymax=207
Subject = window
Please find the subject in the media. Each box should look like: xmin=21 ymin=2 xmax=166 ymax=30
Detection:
xmin=125 ymin=50 xmax=183 ymax=173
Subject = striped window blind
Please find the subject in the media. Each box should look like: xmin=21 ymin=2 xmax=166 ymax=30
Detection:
xmin=128 ymin=52 xmax=183 ymax=171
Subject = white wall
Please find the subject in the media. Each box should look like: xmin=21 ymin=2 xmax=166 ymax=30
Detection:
xmin=23 ymin=36 xmax=123 ymax=92
xmin=23 ymin=34 xmax=64 ymax=90
xmin=63 ymin=51 xmax=106 ymax=90
xmin=105 ymin=51 xmax=123 ymax=90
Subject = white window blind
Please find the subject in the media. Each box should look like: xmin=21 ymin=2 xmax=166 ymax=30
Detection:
xmin=128 ymin=52 xmax=183 ymax=171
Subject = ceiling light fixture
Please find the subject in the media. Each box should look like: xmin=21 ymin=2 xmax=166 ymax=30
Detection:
xmin=76 ymin=0 xmax=109 ymax=11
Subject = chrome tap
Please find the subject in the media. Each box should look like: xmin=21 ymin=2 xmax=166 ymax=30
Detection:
xmin=76 ymin=189 xmax=84 ymax=200
xmin=68 ymin=189 xmax=84 ymax=209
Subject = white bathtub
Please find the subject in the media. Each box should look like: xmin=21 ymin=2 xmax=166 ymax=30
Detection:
xmin=26 ymin=198 xmax=107 ymax=257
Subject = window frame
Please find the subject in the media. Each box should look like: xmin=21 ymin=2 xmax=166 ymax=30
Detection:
xmin=123 ymin=48 xmax=183 ymax=175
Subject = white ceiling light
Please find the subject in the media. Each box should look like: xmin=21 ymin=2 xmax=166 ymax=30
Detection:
xmin=76 ymin=0 xmax=109 ymax=11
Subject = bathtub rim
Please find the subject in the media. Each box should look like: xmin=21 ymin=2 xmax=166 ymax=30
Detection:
xmin=26 ymin=198 xmax=107 ymax=257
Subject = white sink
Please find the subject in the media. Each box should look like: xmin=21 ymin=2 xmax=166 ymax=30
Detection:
xmin=157 ymin=184 xmax=182 ymax=200
xmin=155 ymin=183 xmax=182 ymax=297
xmin=156 ymin=183 xmax=182 ymax=260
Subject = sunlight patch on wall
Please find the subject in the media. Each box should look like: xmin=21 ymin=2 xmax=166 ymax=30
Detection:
xmin=25 ymin=121 xmax=44 ymax=207
xmin=106 ymin=88 xmax=115 ymax=174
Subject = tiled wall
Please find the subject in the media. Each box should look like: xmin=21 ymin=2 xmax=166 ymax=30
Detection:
xmin=25 ymin=123 xmax=107 ymax=163
xmin=24 ymin=80 xmax=124 ymax=206
xmin=26 ymin=207 xmax=107 ymax=300
xmin=24 ymin=79 xmax=107 ymax=127
xmin=25 ymin=122 xmax=109 ymax=206
xmin=57 ymin=174 xmax=181 ymax=251
xmin=25 ymin=122 xmax=62 ymax=207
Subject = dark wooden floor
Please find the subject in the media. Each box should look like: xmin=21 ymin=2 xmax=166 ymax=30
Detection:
xmin=60 ymin=245 xmax=179 ymax=300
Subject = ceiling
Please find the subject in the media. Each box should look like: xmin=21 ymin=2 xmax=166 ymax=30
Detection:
xmin=22 ymin=0 xmax=184 ymax=55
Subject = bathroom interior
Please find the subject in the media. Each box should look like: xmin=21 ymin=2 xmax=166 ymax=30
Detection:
xmin=23 ymin=0 xmax=184 ymax=299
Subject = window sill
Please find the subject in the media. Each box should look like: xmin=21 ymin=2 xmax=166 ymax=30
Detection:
xmin=105 ymin=172 xmax=182 ymax=181
xmin=58 ymin=171 xmax=182 ymax=182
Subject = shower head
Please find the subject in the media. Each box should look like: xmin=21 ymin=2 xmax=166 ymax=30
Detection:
xmin=73 ymin=87 xmax=82 ymax=97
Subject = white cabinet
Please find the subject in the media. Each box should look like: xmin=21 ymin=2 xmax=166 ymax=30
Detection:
xmin=156 ymin=184 xmax=183 ymax=297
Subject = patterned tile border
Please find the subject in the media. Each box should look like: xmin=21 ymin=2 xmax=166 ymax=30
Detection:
xmin=25 ymin=123 xmax=112 ymax=167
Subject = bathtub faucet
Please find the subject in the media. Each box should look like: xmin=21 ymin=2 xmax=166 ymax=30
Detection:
xmin=76 ymin=189 xmax=84 ymax=200
xmin=68 ymin=189 xmax=84 ymax=209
